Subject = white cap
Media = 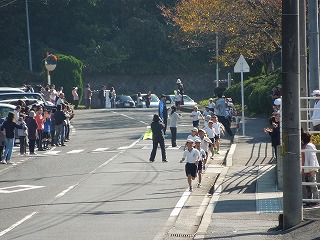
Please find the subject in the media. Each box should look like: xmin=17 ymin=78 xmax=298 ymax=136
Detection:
xmin=195 ymin=139 xmax=201 ymax=143
xmin=274 ymin=98 xmax=282 ymax=106
xmin=186 ymin=139 xmax=194 ymax=143
xmin=311 ymin=90 xmax=320 ymax=96
xmin=176 ymin=79 xmax=181 ymax=84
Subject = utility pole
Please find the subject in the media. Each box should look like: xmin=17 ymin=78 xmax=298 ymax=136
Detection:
xmin=282 ymin=0 xmax=302 ymax=229
xmin=300 ymin=0 xmax=308 ymax=131
xmin=216 ymin=33 xmax=219 ymax=88
xmin=25 ymin=0 xmax=33 ymax=72
xmin=308 ymin=0 xmax=320 ymax=93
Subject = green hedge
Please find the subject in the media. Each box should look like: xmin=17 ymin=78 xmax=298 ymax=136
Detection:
xmin=224 ymin=74 xmax=281 ymax=116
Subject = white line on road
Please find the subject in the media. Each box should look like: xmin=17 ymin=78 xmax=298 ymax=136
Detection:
xmin=66 ymin=149 xmax=85 ymax=154
xmin=119 ymin=113 xmax=134 ymax=119
xmin=0 ymin=212 xmax=38 ymax=237
xmin=170 ymin=189 xmax=191 ymax=217
xmin=55 ymin=185 xmax=76 ymax=198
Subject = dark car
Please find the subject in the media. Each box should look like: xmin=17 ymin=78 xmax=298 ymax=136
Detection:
xmin=0 ymin=92 xmax=55 ymax=110
xmin=115 ymin=95 xmax=135 ymax=108
xmin=0 ymin=103 xmax=16 ymax=120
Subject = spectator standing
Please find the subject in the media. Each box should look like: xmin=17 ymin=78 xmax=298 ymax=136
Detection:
xmin=0 ymin=119 xmax=5 ymax=162
xmin=84 ymin=84 xmax=93 ymax=109
xmin=1 ymin=112 xmax=24 ymax=164
xmin=109 ymin=87 xmax=116 ymax=108
xmin=137 ymin=92 xmax=144 ymax=108
xmin=145 ymin=91 xmax=152 ymax=108
xmin=49 ymin=84 xmax=58 ymax=105
xmin=35 ymin=107 xmax=45 ymax=151
xmin=169 ymin=106 xmax=182 ymax=147
xmin=72 ymin=87 xmax=79 ymax=109
xmin=26 ymin=111 xmax=38 ymax=155
xmin=149 ymin=114 xmax=167 ymax=163
xmin=50 ymin=108 xmax=56 ymax=146
xmin=158 ymin=94 xmax=168 ymax=135
xmin=43 ymin=109 xmax=51 ymax=149
xmin=98 ymin=85 xmax=107 ymax=108
xmin=311 ymin=90 xmax=320 ymax=132
xmin=264 ymin=114 xmax=281 ymax=161
xmin=54 ymin=104 xmax=67 ymax=146
xmin=56 ymin=92 xmax=65 ymax=106
xmin=17 ymin=114 xmax=28 ymax=155
xmin=215 ymin=93 xmax=233 ymax=136
xmin=176 ymin=79 xmax=184 ymax=105
xmin=301 ymin=131 xmax=320 ymax=207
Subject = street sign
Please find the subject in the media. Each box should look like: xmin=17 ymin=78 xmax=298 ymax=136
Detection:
xmin=234 ymin=55 xmax=250 ymax=73
xmin=234 ymin=55 xmax=250 ymax=136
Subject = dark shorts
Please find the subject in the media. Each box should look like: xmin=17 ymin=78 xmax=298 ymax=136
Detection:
xmin=214 ymin=134 xmax=220 ymax=141
xmin=185 ymin=162 xmax=197 ymax=177
xmin=197 ymin=161 xmax=203 ymax=172
xmin=175 ymin=101 xmax=181 ymax=107
xmin=209 ymin=138 xmax=215 ymax=147
xmin=193 ymin=120 xmax=199 ymax=127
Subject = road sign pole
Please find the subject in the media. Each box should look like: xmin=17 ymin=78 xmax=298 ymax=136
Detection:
xmin=241 ymin=70 xmax=245 ymax=135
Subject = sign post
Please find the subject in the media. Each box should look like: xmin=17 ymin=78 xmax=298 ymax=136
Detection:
xmin=45 ymin=53 xmax=57 ymax=85
xmin=234 ymin=55 xmax=250 ymax=135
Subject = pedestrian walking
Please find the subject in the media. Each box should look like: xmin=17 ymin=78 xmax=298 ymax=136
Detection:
xmin=180 ymin=139 xmax=200 ymax=192
xmin=149 ymin=114 xmax=167 ymax=163
xmin=109 ymin=87 xmax=116 ymax=108
xmin=158 ymin=94 xmax=168 ymax=135
xmin=301 ymin=131 xmax=320 ymax=207
xmin=169 ymin=106 xmax=182 ymax=147
xmin=1 ymin=112 xmax=24 ymax=164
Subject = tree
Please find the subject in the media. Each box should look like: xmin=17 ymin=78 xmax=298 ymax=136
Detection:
xmin=159 ymin=0 xmax=282 ymax=75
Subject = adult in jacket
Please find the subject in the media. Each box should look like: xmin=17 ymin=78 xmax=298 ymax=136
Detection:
xmin=149 ymin=114 xmax=168 ymax=162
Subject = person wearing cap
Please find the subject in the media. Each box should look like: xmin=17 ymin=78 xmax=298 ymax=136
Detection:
xmin=208 ymin=98 xmax=215 ymax=113
xmin=190 ymin=106 xmax=204 ymax=128
xmin=180 ymin=139 xmax=200 ymax=192
xmin=195 ymin=138 xmax=206 ymax=187
xmin=198 ymin=129 xmax=212 ymax=170
xmin=185 ymin=127 xmax=200 ymax=150
xmin=149 ymin=114 xmax=168 ymax=163
xmin=174 ymin=90 xmax=182 ymax=111
xmin=158 ymin=94 xmax=168 ymax=135
xmin=311 ymin=90 xmax=320 ymax=132
xmin=212 ymin=115 xmax=225 ymax=154
xmin=176 ymin=79 xmax=184 ymax=105
xmin=169 ymin=106 xmax=182 ymax=147
xmin=206 ymin=120 xmax=217 ymax=158
xmin=215 ymin=93 xmax=233 ymax=137
xmin=203 ymin=106 xmax=213 ymax=128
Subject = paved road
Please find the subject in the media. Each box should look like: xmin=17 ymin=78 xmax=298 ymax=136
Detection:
xmin=0 ymin=108 xmax=207 ymax=239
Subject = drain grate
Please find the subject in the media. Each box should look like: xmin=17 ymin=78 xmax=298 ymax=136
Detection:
xmin=170 ymin=233 xmax=194 ymax=238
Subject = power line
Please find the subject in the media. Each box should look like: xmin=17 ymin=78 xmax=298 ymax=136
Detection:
xmin=0 ymin=0 xmax=18 ymax=8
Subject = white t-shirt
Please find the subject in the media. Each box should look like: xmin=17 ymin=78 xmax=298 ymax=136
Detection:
xmin=187 ymin=135 xmax=200 ymax=142
xmin=183 ymin=148 xmax=200 ymax=163
xmin=169 ymin=112 xmax=182 ymax=128
xmin=200 ymin=136 xmax=211 ymax=152
xmin=191 ymin=111 xmax=203 ymax=121
xmin=213 ymin=121 xmax=223 ymax=135
xmin=208 ymin=102 xmax=215 ymax=109
xmin=205 ymin=127 xmax=216 ymax=138
xmin=197 ymin=148 xmax=206 ymax=162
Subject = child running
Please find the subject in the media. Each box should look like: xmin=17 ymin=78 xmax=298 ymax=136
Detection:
xmin=180 ymin=139 xmax=200 ymax=192
xmin=205 ymin=120 xmax=216 ymax=158
xmin=194 ymin=138 xmax=206 ymax=187
xmin=198 ymin=129 xmax=212 ymax=171
xmin=190 ymin=106 xmax=204 ymax=128
xmin=212 ymin=115 xmax=225 ymax=154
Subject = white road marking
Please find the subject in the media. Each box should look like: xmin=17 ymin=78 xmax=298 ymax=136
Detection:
xmin=55 ymin=185 xmax=75 ymax=198
xmin=43 ymin=151 xmax=60 ymax=155
xmin=0 ymin=185 xmax=45 ymax=193
xmin=66 ymin=149 xmax=84 ymax=154
xmin=92 ymin=148 xmax=109 ymax=152
xmin=0 ymin=212 xmax=38 ymax=237
xmin=119 ymin=113 xmax=134 ymax=119
xmin=118 ymin=138 xmax=141 ymax=150
xmin=170 ymin=190 xmax=191 ymax=217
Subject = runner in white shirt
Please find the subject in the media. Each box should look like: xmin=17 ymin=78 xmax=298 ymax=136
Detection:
xmin=185 ymin=127 xmax=200 ymax=150
xmin=198 ymin=129 xmax=212 ymax=171
xmin=205 ymin=121 xmax=216 ymax=158
xmin=212 ymin=115 xmax=225 ymax=154
xmin=180 ymin=139 xmax=200 ymax=192
xmin=190 ymin=106 xmax=204 ymax=128
xmin=195 ymin=138 xmax=207 ymax=187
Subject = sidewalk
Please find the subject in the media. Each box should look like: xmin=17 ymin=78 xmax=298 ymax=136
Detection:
xmin=199 ymin=117 xmax=283 ymax=239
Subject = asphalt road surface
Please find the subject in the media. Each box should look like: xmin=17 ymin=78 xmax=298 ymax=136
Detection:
xmin=0 ymin=108 xmax=195 ymax=240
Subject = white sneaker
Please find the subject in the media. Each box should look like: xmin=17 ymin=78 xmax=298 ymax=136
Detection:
xmin=197 ymin=183 xmax=202 ymax=188
xmin=1 ymin=160 xmax=7 ymax=164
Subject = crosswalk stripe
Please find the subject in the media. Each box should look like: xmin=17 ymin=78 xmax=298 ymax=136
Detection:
xmin=66 ymin=149 xmax=84 ymax=154
xmin=92 ymin=148 xmax=109 ymax=152
xmin=43 ymin=151 xmax=61 ymax=155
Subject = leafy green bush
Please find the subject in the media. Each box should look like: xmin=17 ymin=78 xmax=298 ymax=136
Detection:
xmin=224 ymin=74 xmax=280 ymax=116
xmin=49 ymin=54 xmax=84 ymax=103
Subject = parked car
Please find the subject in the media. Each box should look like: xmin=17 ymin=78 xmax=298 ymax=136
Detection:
xmin=165 ymin=94 xmax=197 ymax=107
xmin=115 ymin=95 xmax=135 ymax=108
xmin=0 ymin=92 xmax=55 ymax=110
xmin=0 ymin=87 xmax=24 ymax=93
xmin=141 ymin=93 xmax=160 ymax=108
xmin=0 ymin=103 xmax=16 ymax=120
xmin=130 ymin=94 xmax=146 ymax=108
